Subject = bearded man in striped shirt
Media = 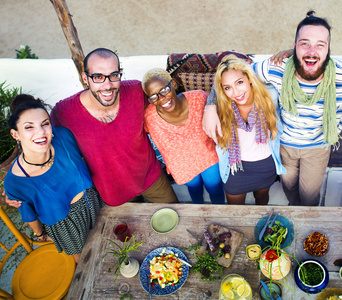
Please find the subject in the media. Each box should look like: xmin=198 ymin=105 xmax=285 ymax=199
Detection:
xmin=203 ymin=11 xmax=342 ymax=206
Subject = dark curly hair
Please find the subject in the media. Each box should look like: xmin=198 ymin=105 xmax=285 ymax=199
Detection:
xmin=9 ymin=94 xmax=50 ymax=131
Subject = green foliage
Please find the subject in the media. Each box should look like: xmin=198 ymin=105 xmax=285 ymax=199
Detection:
xmin=15 ymin=45 xmax=38 ymax=59
xmin=103 ymin=235 xmax=142 ymax=282
xmin=0 ymin=82 xmax=21 ymax=163
xmin=183 ymin=244 xmax=223 ymax=281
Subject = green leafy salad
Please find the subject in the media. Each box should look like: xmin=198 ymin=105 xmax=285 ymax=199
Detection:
xmin=263 ymin=221 xmax=288 ymax=246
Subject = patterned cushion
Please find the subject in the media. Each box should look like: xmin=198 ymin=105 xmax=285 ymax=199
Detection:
xmin=166 ymin=51 xmax=253 ymax=93
xmin=178 ymin=72 xmax=214 ymax=93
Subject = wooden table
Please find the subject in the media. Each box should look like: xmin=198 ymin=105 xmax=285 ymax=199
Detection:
xmin=67 ymin=203 xmax=342 ymax=300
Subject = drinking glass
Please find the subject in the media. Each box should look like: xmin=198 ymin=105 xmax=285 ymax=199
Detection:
xmin=113 ymin=222 xmax=132 ymax=242
xmin=219 ymin=274 xmax=252 ymax=300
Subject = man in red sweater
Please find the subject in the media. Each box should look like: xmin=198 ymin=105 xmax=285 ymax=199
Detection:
xmin=7 ymin=48 xmax=178 ymax=206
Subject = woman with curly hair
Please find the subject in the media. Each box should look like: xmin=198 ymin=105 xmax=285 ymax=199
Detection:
xmin=214 ymin=54 xmax=286 ymax=205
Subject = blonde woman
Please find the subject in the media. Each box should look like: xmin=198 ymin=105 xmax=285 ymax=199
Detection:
xmin=214 ymin=55 xmax=286 ymax=205
xmin=142 ymin=68 xmax=225 ymax=204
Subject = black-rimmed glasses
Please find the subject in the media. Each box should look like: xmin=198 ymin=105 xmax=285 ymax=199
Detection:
xmin=85 ymin=71 xmax=122 ymax=83
xmin=147 ymin=80 xmax=172 ymax=104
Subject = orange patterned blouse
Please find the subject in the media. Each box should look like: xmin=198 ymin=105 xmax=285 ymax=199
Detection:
xmin=144 ymin=90 xmax=218 ymax=184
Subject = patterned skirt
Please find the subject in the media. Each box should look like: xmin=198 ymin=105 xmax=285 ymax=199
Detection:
xmin=43 ymin=185 xmax=104 ymax=255
xmin=223 ymin=155 xmax=277 ymax=195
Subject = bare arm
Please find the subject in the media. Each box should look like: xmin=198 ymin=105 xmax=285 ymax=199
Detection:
xmin=28 ymin=219 xmax=50 ymax=241
xmin=202 ymin=106 xmax=222 ymax=144
xmin=3 ymin=190 xmax=22 ymax=208
xmin=202 ymin=86 xmax=222 ymax=144
xmin=269 ymin=49 xmax=294 ymax=67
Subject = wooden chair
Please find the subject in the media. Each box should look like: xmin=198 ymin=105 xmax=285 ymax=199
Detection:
xmin=0 ymin=206 xmax=76 ymax=300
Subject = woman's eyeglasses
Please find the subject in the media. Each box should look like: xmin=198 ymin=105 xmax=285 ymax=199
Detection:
xmin=147 ymin=80 xmax=172 ymax=104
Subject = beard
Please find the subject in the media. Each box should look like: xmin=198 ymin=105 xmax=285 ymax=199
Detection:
xmin=293 ymin=47 xmax=330 ymax=81
xmin=91 ymin=88 xmax=119 ymax=107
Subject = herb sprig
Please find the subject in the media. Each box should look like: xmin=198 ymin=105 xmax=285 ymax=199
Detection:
xmin=183 ymin=244 xmax=223 ymax=281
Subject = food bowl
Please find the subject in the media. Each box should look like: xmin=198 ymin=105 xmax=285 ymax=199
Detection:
xmin=246 ymin=244 xmax=261 ymax=261
xmin=258 ymin=281 xmax=282 ymax=300
xmin=316 ymin=288 xmax=342 ymax=300
xmin=294 ymin=259 xmax=329 ymax=294
xmin=303 ymin=231 xmax=329 ymax=256
xmin=254 ymin=215 xmax=294 ymax=249
xmin=297 ymin=229 xmax=336 ymax=263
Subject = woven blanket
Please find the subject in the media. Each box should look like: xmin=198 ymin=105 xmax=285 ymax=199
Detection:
xmin=166 ymin=51 xmax=254 ymax=92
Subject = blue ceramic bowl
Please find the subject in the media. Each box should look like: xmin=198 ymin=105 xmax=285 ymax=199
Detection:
xmin=294 ymin=260 xmax=329 ymax=294
xmin=258 ymin=280 xmax=282 ymax=300
xmin=254 ymin=215 xmax=294 ymax=249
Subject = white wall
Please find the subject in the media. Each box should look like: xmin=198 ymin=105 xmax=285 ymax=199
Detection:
xmin=1 ymin=55 xmax=275 ymax=107
xmin=0 ymin=56 xmax=168 ymax=106
xmin=2 ymin=55 xmax=342 ymax=107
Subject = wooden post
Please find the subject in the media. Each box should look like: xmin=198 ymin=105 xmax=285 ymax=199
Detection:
xmin=50 ymin=0 xmax=86 ymax=89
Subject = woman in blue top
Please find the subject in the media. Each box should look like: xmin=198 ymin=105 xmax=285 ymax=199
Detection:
xmin=214 ymin=55 xmax=286 ymax=205
xmin=4 ymin=94 xmax=104 ymax=263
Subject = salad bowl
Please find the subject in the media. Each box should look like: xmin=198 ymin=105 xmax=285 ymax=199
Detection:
xmin=254 ymin=215 xmax=294 ymax=249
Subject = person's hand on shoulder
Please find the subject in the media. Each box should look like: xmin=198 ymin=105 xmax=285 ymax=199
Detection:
xmin=202 ymin=105 xmax=222 ymax=144
xmin=269 ymin=49 xmax=294 ymax=67
xmin=3 ymin=190 xmax=22 ymax=208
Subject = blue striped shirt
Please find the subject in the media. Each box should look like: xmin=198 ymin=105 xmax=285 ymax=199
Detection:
xmin=252 ymin=58 xmax=342 ymax=148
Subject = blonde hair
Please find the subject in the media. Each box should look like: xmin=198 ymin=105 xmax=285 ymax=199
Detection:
xmin=141 ymin=68 xmax=172 ymax=94
xmin=214 ymin=54 xmax=278 ymax=150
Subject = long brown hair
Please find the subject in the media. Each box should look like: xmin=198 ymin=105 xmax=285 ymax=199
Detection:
xmin=215 ymin=54 xmax=278 ymax=150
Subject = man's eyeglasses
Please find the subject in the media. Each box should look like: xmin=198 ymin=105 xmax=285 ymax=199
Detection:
xmin=85 ymin=71 xmax=122 ymax=83
xmin=148 ymin=80 xmax=172 ymax=104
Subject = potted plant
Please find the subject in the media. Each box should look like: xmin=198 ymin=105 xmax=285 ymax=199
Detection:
xmin=103 ymin=234 xmax=142 ymax=282
xmin=0 ymin=81 xmax=21 ymax=169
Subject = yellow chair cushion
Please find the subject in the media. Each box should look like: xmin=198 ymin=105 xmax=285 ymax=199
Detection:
xmin=11 ymin=244 xmax=75 ymax=300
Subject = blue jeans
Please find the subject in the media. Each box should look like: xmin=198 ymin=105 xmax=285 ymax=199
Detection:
xmin=184 ymin=163 xmax=225 ymax=204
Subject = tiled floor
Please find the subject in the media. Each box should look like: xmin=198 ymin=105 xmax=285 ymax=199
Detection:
xmin=172 ymin=180 xmax=289 ymax=205
xmin=322 ymin=167 xmax=342 ymax=206
xmin=173 ymin=167 xmax=342 ymax=207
